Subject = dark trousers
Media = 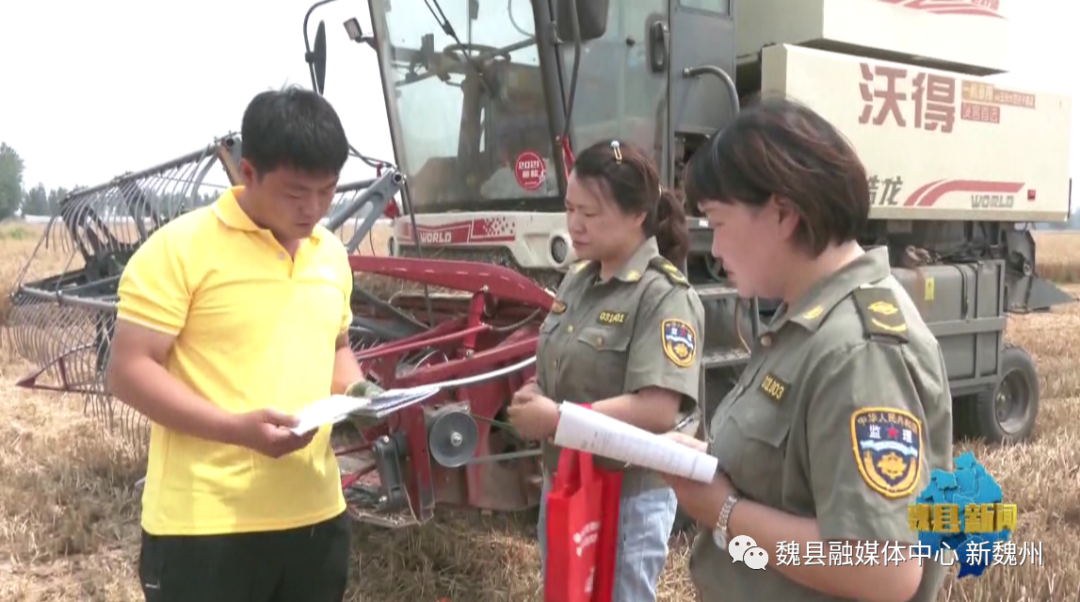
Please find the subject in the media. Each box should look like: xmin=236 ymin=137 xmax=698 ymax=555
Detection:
xmin=139 ymin=512 xmax=350 ymax=602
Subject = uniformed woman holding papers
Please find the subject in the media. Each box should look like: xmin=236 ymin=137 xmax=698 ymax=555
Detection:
xmin=661 ymin=96 xmax=954 ymax=602
xmin=506 ymin=139 xmax=705 ymax=601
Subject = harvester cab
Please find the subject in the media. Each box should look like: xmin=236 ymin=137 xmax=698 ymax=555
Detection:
xmin=311 ymin=0 xmax=743 ymax=286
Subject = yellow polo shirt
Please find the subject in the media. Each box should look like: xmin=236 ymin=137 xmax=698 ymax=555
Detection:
xmin=116 ymin=186 xmax=352 ymax=536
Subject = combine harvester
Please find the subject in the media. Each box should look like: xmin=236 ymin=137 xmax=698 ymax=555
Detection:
xmin=4 ymin=0 xmax=1074 ymax=530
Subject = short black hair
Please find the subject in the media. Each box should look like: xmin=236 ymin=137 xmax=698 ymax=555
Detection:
xmin=684 ymin=94 xmax=870 ymax=256
xmin=240 ymin=86 xmax=350 ymax=177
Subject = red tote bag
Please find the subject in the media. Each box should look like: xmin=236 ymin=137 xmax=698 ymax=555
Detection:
xmin=592 ymin=464 xmax=623 ymax=601
xmin=544 ymin=448 xmax=624 ymax=602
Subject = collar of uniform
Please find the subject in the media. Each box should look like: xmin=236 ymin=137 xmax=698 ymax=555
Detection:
xmin=599 ymin=237 xmax=659 ymax=284
xmin=774 ymin=246 xmax=892 ymax=333
xmin=212 ymin=186 xmax=323 ymax=242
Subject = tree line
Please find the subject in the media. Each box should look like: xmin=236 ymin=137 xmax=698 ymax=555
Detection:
xmin=0 ymin=142 xmax=77 ymax=218
xmin=0 ymin=142 xmax=224 ymax=220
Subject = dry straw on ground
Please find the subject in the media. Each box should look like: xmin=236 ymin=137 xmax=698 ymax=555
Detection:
xmin=1 ymin=221 xmax=1079 ymax=601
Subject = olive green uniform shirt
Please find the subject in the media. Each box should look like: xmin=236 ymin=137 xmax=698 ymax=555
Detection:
xmin=689 ymin=246 xmax=953 ymax=601
xmin=536 ymin=237 xmax=705 ymax=490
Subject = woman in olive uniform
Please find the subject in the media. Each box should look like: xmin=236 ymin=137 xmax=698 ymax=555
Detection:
xmin=662 ymin=96 xmax=954 ymax=602
xmin=507 ymin=139 xmax=705 ymax=601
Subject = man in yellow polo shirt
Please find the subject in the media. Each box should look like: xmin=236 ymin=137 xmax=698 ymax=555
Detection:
xmin=106 ymin=87 xmax=373 ymax=602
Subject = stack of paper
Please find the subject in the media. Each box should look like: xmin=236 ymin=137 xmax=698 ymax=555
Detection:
xmin=349 ymin=385 xmax=441 ymax=420
xmin=553 ymin=402 xmax=718 ymax=483
xmin=290 ymin=395 xmax=372 ymax=435
xmin=289 ymin=385 xmax=442 ymax=436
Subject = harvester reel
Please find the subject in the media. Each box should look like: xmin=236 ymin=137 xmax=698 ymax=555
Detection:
xmin=427 ymin=406 xmax=480 ymax=468
xmin=398 ymin=348 xmax=449 ymax=377
xmin=2 ymin=135 xmax=245 ymax=451
xmin=5 ymin=134 xmax=406 ymax=455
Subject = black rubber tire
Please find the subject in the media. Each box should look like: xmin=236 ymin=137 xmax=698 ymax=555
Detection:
xmin=954 ymin=344 xmax=1039 ymax=445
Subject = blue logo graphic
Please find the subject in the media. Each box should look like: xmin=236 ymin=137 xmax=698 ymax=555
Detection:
xmin=915 ymin=451 xmax=1012 ymax=578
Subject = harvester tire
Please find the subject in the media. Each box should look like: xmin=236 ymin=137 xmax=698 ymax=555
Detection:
xmin=953 ymin=344 xmax=1039 ymax=445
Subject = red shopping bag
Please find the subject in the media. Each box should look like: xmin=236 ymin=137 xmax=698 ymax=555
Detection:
xmin=544 ymin=447 xmax=624 ymax=602
xmin=592 ymin=464 xmax=623 ymax=601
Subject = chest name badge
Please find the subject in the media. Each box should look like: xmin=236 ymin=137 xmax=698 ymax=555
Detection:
xmin=850 ymin=407 xmax=923 ymax=499
xmin=759 ymin=373 xmax=789 ymax=403
xmin=597 ymin=310 xmax=627 ymax=325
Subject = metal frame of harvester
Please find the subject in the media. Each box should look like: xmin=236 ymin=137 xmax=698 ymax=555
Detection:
xmin=3 ymin=0 xmax=1075 ymax=531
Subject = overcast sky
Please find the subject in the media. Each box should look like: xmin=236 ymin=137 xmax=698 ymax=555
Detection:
xmin=0 ymin=0 xmax=392 ymax=190
xmin=0 ymin=0 xmax=1074 ymax=194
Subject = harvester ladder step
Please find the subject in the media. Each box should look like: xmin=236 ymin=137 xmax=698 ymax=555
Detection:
xmin=702 ymin=347 xmax=751 ymax=369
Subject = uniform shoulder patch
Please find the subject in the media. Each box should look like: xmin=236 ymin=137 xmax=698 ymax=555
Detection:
xmin=851 ymin=287 xmax=909 ymax=343
xmin=661 ymin=318 xmax=697 ymax=367
xmin=648 ymin=257 xmax=690 ymax=287
xmin=850 ymin=407 xmax=923 ymax=499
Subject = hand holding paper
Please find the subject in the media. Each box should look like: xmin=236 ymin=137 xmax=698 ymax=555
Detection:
xmin=230 ymin=408 xmax=317 ymax=459
xmin=288 ymin=385 xmax=442 ymax=435
xmin=553 ymin=402 xmax=718 ymax=483
xmin=664 ymin=431 xmax=709 ymax=453
xmin=288 ymin=394 xmax=373 ymax=435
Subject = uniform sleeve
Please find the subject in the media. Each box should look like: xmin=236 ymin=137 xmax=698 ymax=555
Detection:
xmin=116 ymin=229 xmax=191 ymax=336
xmin=624 ymin=287 xmax=703 ymax=407
xmin=805 ymin=341 xmax=936 ymax=544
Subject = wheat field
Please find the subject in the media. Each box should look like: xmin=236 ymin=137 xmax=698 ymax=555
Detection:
xmin=2 ymin=222 xmax=1079 ymax=601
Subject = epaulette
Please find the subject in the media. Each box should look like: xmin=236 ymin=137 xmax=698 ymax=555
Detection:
xmin=851 ymin=286 xmax=909 ymax=343
xmin=647 ymin=257 xmax=690 ymax=287
xmin=570 ymin=259 xmax=592 ymax=274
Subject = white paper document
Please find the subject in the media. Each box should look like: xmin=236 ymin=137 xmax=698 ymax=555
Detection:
xmin=289 ymin=385 xmax=442 ymax=435
xmin=553 ymin=403 xmax=718 ymax=483
xmin=289 ymin=395 xmax=372 ymax=436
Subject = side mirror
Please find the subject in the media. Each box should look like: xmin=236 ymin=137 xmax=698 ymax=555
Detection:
xmin=555 ymin=0 xmax=609 ymax=43
xmin=344 ymin=17 xmax=377 ymax=50
xmin=306 ymin=20 xmax=328 ymax=95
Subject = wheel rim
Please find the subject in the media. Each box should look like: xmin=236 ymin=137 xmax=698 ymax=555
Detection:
xmin=994 ymin=368 xmax=1031 ymax=436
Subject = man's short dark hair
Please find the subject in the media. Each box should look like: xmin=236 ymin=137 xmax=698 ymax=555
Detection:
xmin=240 ymin=86 xmax=350 ymax=178
xmin=684 ymin=94 xmax=870 ymax=257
